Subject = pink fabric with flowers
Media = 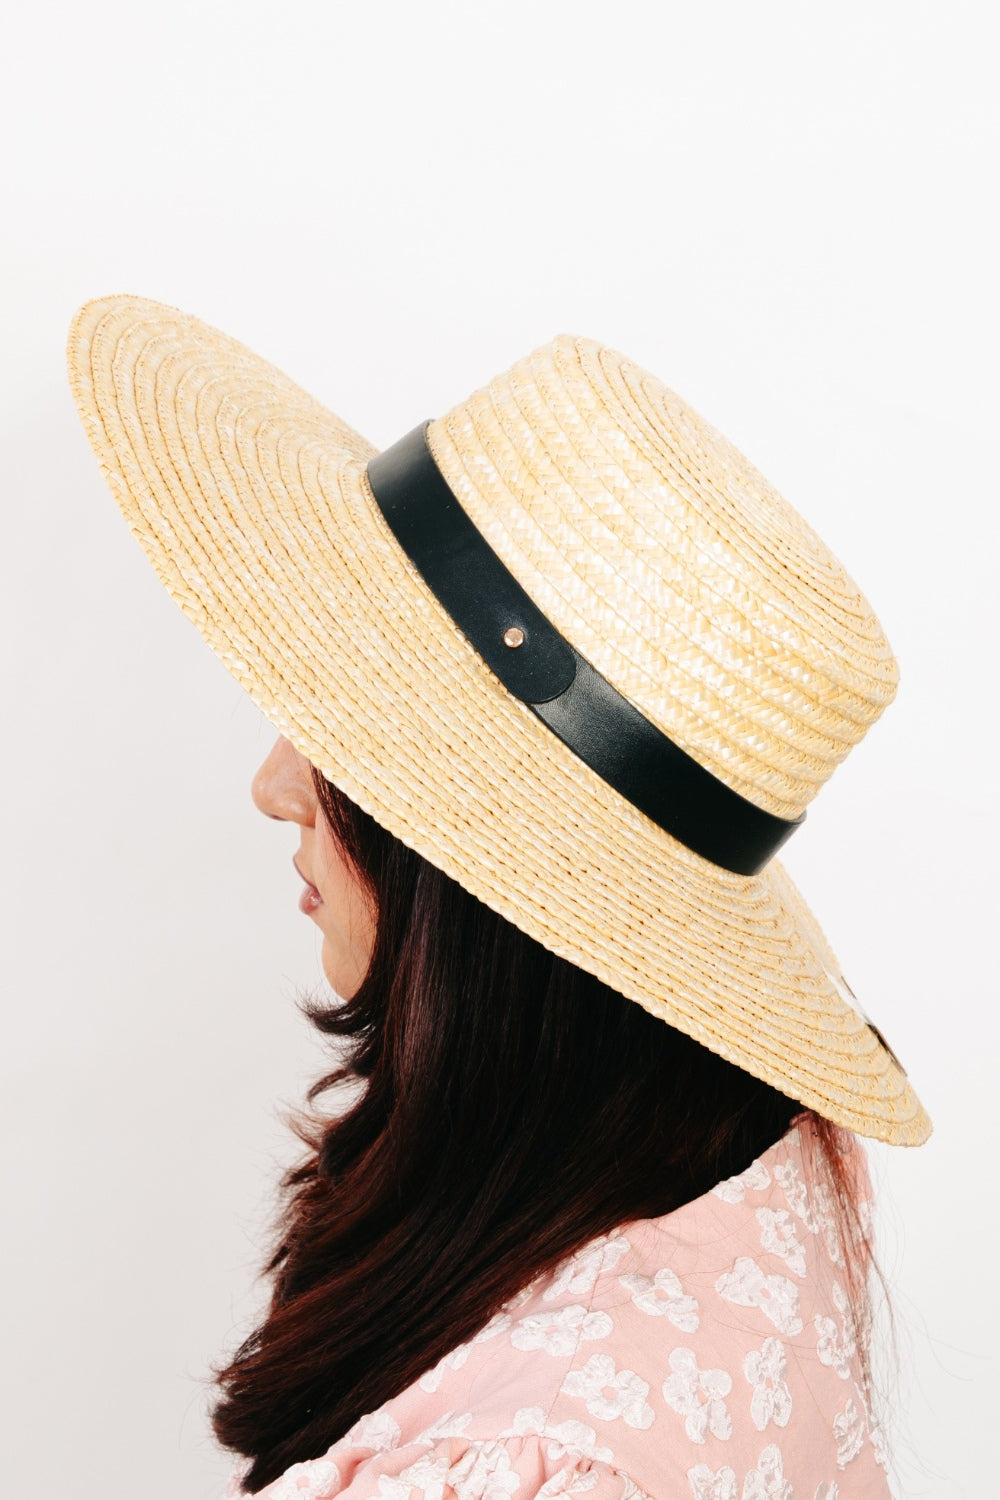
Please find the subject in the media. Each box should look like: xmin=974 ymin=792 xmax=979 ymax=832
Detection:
xmin=228 ymin=1115 xmax=890 ymax=1500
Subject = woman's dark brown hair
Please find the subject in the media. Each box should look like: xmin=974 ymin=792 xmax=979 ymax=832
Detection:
xmin=213 ymin=772 xmax=880 ymax=1493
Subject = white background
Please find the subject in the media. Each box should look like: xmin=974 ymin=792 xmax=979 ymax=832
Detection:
xmin=2 ymin=3 xmax=997 ymax=1496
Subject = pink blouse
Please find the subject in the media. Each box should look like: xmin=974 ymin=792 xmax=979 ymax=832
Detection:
xmin=228 ymin=1115 xmax=889 ymax=1499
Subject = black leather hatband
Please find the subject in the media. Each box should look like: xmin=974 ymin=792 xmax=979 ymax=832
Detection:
xmin=365 ymin=422 xmax=804 ymax=876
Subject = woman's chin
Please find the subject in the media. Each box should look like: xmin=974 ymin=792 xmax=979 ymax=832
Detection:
xmin=321 ymin=947 xmax=363 ymax=1002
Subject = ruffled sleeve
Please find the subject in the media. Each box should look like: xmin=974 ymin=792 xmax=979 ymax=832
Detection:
xmin=235 ymin=1431 xmax=651 ymax=1500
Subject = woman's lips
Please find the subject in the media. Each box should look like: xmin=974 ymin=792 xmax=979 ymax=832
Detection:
xmin=293 ymin=856 xmax=323 ymax=914
xmin=299 ymin=884 xmax=322 ymax=915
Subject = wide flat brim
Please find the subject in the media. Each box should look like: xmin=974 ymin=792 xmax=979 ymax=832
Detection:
xmin=67 ymin=294 xmax=931 ymax=1146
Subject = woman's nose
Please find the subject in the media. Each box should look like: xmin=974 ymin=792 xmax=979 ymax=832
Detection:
xmin=251 ymin=735 xmax=317 ymax=824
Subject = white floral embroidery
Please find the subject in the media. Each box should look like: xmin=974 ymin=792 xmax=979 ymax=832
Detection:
xmin=867 ymin=1407 xmax=890 ymax=1471
xmin=415 ymin=1411 xmax=474 ymax=1443
xmin=814 ymin=1483 xmax=839 ymax=1499
xmin=419 ymin=1344 xmax=471 ymax=1394
xmin=715 ymin=1257 xmax=803 ymax=1336
xmin=712 ymin=1159 xmax=772 ymax=1203
xmin=503 ymin=1407 xmax=613 ymax=1463
xmin=855 ymin=1193 xmax=874 ymax=1243
xmin=755 ymin=1208 xmax=806 ymax=1278
xmin=662 ymin=1347 xmax=733 ymax=1443
xmin=501 ymin=1282 xmax=540 ymax=1313
xmin=741 ymin=1443 xmax=792 ymax=1499
xmin=419 ymin=1312 xmax=513 ymax=1391
xmin=379 ymin=1443 xmax=521 ymax=1500
xmin=378 ymin=1453 xmax=447 ymax=1500
xmin=814 ymin=1282 xmax=856 ymax=1380
xmin=505 ymin=1406 xmax=548 ymax=1435
xmin=269 ymin=1457 xmax=341 ymax=1499
xmin=477 ymin=1311 xmax=516 ymax=1342
xmin=618 ymin=1478 xmax=654 ymax=1500
xmin=343 ymin=1409 xmax=402 ymax=1452
xmin=510 ymin=1304 xmax=613 ymax=1356
xmin=773 ymin=1161 xmax=818 ymax=1234
xmin=619 ymin=1477 xmax=655 ymax=1500
xmin=450 ymin=1443 xmax=523 ymax=1500
xmin=620 ymin=1268 xmax=700 ymax=1331
xmin=813 ymin=1179 xmax=846 ymax=1269
xmin=544 ymin=1233 xmax=632 ymax=1302
xmin=833 ymin=1398 xmax=865 ymax=1470
xmin=687 ymin=1462 xmax=738 ymax=1500
xmin=561 ymin=1352 xmax=654 ymax=1428
xmin=742 ymin=1338 xmax=791 ymax=1431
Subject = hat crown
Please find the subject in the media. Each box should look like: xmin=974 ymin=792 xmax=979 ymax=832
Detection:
xmin=427 ymin=335 xmax=898 ymax=822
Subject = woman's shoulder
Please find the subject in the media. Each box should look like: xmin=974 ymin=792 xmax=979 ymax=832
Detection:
xmin=232 ymin=1427 xmax=647 ymax=1500
xmin=239 ymin=1117 xmax=889 ymax=1499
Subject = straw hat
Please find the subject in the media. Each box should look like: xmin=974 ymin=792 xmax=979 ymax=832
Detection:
xmin=66 ymin=294 xmax=930 ymax=1147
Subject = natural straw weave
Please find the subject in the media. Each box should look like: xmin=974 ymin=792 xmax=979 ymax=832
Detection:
xmin=66 ymin=295 xmax=930 ymax=1147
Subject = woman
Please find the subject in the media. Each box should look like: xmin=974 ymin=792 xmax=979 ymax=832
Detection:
xmin=67 ymin=296 xmax=930 ymax=1499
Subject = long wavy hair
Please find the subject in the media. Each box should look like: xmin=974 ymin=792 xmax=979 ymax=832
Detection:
xmin=212 ymin=770 xmax=882 ymax=1493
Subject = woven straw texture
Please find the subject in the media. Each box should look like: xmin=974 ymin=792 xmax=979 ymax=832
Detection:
xmin=66 ymin=295 xmax=930 ymax=1147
